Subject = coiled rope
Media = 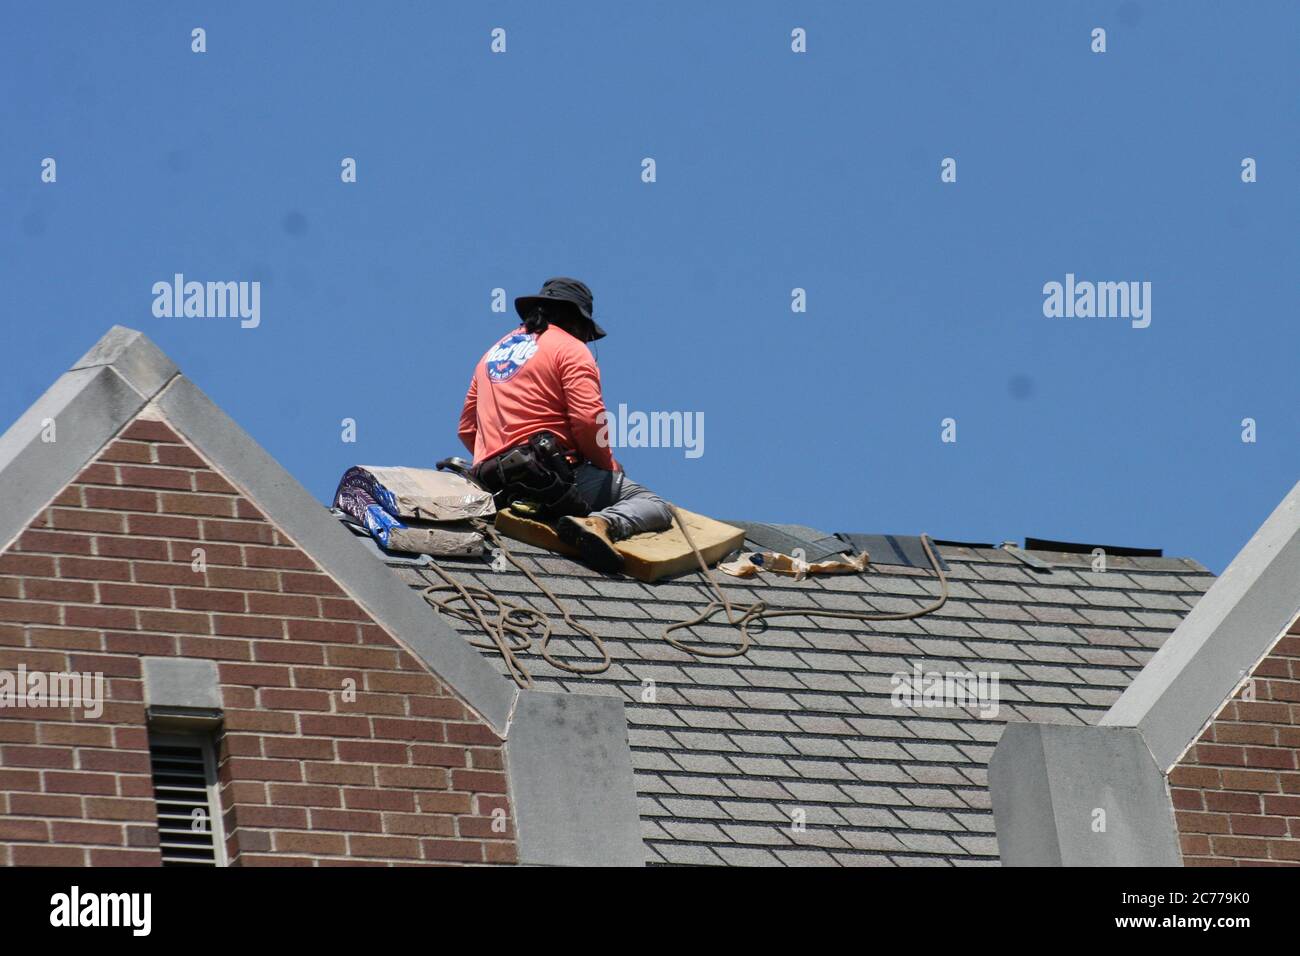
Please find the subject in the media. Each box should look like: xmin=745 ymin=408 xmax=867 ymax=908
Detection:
xmin=420 ymin=520 xmax=610 ymax=690
xmin=664 ymin=507 xmax=949 ymax=658
xmin=420 ymin=508 xmax=949 ymax=689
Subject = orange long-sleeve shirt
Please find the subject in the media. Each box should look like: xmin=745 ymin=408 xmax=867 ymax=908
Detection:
xmin=458 ymin=325 xmax=618 ymax=471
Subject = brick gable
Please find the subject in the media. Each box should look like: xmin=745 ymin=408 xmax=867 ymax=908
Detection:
xmin=0 ymin=416 xmax=516 ymax=866
xmin=1169 ymin=617 xmax=1300 ymax=866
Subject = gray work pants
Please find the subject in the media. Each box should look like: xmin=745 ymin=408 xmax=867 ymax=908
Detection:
xmin=573 ymin=464 xmax=673 ymax=541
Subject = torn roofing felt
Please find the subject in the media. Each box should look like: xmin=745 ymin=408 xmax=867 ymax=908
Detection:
xmin=1023 ymin=537 xmax=1163 ymax=558
xmin=733 ymin=522 xmax=950 ymax=572
xmin=389 ymin=534 xmax=1215 ymax=866
xmin=732 ymin=521 xmax=848 ymax=563
xmin=835 ymin=534 xmax=950 ymax=572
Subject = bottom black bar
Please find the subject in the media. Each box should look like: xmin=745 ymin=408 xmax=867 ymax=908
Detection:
xmin=0 ymin=865 xmax=1277 ymax=941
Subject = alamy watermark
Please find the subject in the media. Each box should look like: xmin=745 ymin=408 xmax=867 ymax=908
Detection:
xmin=890 ymin=663 xmax=1000 ymax=718
xmin=0 ymin=665 xmax=104 ymax=719
xmin=597 ymin=404 xmax=704 ymax=459
xmin=1042 ymin=273 xmax=1150 ymax=329
xmin=50 ymin=886 xmax=151 ymax=936
xmin=152 ymin=273 xmax=261 ymax=328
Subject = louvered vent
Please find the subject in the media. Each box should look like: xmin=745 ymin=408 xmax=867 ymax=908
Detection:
xmin=149 ymin=735 xmax=225 ymax=866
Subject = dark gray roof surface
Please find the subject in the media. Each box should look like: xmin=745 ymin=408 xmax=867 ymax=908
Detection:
xmin=387 ymin=530 xmax=1214 ymax=866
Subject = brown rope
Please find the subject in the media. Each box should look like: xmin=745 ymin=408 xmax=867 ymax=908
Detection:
xmin=419 ymin=519 xmax=610 ymax=689
xmin=662 ymin=505 xmax=949 ymax=658
xmin=420 ymin=509 xmax=949 ymax=687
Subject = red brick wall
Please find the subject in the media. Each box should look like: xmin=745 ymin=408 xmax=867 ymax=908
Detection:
xmin=1169 ymin=617 xmax=1300 ymax=866
xmin=0 ymin=416 xmax=516 ymax=866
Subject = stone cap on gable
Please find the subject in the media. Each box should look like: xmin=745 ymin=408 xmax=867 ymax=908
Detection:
xmin=1100 ymin=480 xmax=1300 ymax=769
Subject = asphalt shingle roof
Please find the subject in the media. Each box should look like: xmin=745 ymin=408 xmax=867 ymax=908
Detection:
xmin=387 ymin=529 xmax=1214 ymax=866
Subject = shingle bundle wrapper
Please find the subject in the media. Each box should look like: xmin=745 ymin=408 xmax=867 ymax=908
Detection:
xmin=719 ymin=550 xmax=869 ymax=581
xmin=333 ymin=465 xmax=494 ymax=556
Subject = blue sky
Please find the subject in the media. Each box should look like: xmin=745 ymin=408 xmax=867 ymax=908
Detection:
xmin=2 ymin=2 xmax=1295 ymax=573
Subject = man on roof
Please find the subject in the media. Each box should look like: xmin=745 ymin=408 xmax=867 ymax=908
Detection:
xmin=458 ymin=277 xmax=673 ymax=572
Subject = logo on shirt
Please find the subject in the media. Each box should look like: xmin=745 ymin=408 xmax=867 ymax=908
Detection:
xmin=485 ymin=332 xmax=538 ymax=383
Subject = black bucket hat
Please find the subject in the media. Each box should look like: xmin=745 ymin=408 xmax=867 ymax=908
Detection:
xmin=514 ymin=277 xmax=607 ymax=341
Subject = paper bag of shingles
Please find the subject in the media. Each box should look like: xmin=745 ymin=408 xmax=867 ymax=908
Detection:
xmin=719 ymin=550 xmax=869 ymax=582
xmin=333 ymin=465 xmax=495 ymax=557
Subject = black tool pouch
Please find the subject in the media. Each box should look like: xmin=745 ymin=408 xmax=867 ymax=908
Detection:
xmin=472 ymin=433 xmax=590 ymax=521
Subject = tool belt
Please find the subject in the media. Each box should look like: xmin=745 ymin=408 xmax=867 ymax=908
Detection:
xmin=471 ymin=431 xmax=591 ymax=520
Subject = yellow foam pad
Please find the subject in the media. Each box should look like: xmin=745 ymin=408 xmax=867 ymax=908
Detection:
xmin=494 ymin=507 xmax=745 ymax=583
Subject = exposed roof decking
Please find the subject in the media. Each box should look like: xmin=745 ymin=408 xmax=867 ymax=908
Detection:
xmin=391 ymin=536 xmax=1214 ymax=866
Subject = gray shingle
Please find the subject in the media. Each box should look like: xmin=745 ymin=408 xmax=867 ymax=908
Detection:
xmin=902 ymin=764 xmax=969 ymax=786
xmin=634 ymin=774 xmax=676 ymax=795
xmin=724 ymin=777 xmax=795 ymax=800
xmin=721 ymin=824 xmax=795 ymax=847
xmin=719 ymin=800 xmax=788 ymax=823
xmin=659 ymin=797 xmax=730 ymax=820
xmin=773 ymin=848 xmax=840 ymax=866
xmin=1130 ymin=609 xmax=1187 ymax=629
xmin=839 ymin=784 xmax=909 ymax=806
xmin=837 ymin=806 xmax=906 ymax=828
xmin=839 ymin=831 xmax=907 ymax=853
xmin=950 ymin=810 xmax=996 ymax=832
xmin=971 ymin=582 xmax=1032 ymax=602
xmin=624 ymin=705 xmax=687 ymax=727
xmin=728 ymin=734 xmax=798 ymax=756
xmin=661 ymin=774 xmax=734 ymax=797
xmin=655 ymin=842 xmax=725 ymax=866
xmin=787 ymin=735 xmax=856 ymax=758
xmin=627 ymin=728 xmax=678 ymax=749
xmin=661 ymin=821 xmax=728 ymax=843
xmin=897 ymin=832 xmax=963 ymax=854
xmin=785 ymin=758 xmax=857 ymax=780
xmin=669 ymin=730 xmax=740 ymax=752
xmin=784 ymin=781 xmax=852 ymax=803
xmin=715 ymin=845 xmax=782 ymax=866
xmin=734 ymin=690 xmax=802 ymax=711
xmin=1026 ymin=605 xmax=1091 ymax=625
xmin=900 ymin=742 xmax=968 ymax=763
xmin=900 ymin=786 xmax=968 ymax=809
xmin=640 ymin=819 xmax=671 ymax=842
xmin=391 ymin=536 xmax=1205 ymax=869
xmin=894 ymin=809 xmax=964 ymax=831
xmin=729 ymin=755 xmax=797 ymax=777
xmin=889 ymin=853 xmax=954 ymax=867
xmin=733 ymin=711 xmax=801 ymax=733
xmin=669 ymin=753 xmax=739 ymax=775
xmin=1131 ymin=590 xmax=1193 ymax=611
xmin=844 ymin=739 xmax=910 ymax=760
xmin=847 ymin=762 xmax=914 ymax=784
xmin=954 ymin=835 xmax=1000 ymax=856
xmin=789 ymin=714 xmax=856 ymax=735
xmin=674 ymin=708 xmax=745 ymax=731
xmin=677 ymin=686 xmax=746 ymax=708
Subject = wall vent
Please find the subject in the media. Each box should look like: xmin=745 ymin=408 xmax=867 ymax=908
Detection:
xmin=149 ymin=732 xmax=226 ymax=866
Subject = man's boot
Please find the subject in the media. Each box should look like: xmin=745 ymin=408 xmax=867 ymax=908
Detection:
xmin=557 ymin=514 xmax=624 ymax=573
